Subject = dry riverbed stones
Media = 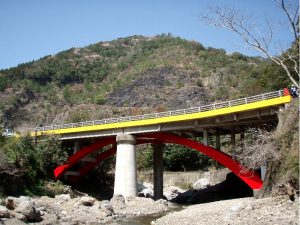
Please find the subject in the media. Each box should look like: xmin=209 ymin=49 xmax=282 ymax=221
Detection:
xmin=0 ymin=194 xmax=168 ymax=224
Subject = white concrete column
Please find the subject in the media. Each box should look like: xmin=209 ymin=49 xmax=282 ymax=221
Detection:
xmin=203 ymin=130 xmax=209 ymax=146
xmin=114 ymin=134 xmax=137 ymax=197
xmin=260 ymin=165 xmax=267 ymax=181
xmin=152 ymin=143 xmax=164 ymax=200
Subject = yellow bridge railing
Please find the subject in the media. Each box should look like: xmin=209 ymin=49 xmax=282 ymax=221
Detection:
xmin=29 ymin=89 xmax=291 ymax=136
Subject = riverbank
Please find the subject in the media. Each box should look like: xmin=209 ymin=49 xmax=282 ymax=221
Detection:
xmin=0 ymin=191 xmax=298 ymax=224
xmin=152 ymin=195 xmax=299 ymax=225
xmin=0 ymin=194 xmax=168 ymax=224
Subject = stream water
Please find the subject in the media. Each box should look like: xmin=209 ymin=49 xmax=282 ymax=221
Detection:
xmin=110 ymin=202 xmax=184 ymax=225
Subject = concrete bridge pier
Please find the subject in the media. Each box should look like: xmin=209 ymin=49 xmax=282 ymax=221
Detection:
xmin=203 ymin=129 xmax=209 ymax=146
xmin=231 ymin=130 xmax=236 ymax=146
xmin=215 ymin=132 xmax=221 ymax=150
xmin=152 ymin=143 xmax=164 ymax=200
xmin=114 ymin=134 xmax=137 ymax=197
xmin=73 ymin=141 xmax=80 ymax=154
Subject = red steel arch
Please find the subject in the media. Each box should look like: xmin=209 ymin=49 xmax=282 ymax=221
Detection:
xmin=54 ymin=133 xmax=263 ymax=190
xmin=140 ymin=133 xmax=262 ymax=190
xmin=54 ymin=137 xmax=115 ymax=180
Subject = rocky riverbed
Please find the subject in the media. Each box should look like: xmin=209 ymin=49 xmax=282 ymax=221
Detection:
xmin=0 ymin=170 xmax=298 ymax=224
xmin=0 ymin=194 xmax=168 ymax=224
xmin=152 ymin=195 xmax=299 ymax=225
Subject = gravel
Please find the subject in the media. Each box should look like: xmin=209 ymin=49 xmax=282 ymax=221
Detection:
xmin=152 ymin=196 xmax=299 ymax=225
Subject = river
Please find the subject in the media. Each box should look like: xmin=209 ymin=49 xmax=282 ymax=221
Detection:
xmin=111 ymin=202 xmax=184 ymax=225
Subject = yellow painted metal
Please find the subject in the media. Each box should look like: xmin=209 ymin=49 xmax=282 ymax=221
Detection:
xmin=31 ymin=95 xmax=292 ymax=137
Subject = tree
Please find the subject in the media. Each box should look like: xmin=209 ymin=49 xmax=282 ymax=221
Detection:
xmin=202 ymin=0 xmax=299 ymax=87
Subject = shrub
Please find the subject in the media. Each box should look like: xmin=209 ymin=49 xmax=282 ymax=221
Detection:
xmin=2 ymin=136 xmax=67 ymax=182
xmin=94 ymin=94 xmax=106 ymax=105
xmin=163 ymin=144 xmax=211 ymax=171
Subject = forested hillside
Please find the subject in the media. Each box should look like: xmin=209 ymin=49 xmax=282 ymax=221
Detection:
xmin=0 ymin=34 xmax=289 ymax=130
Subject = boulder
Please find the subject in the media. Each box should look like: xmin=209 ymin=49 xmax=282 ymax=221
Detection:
xmin=15 ymin=200 xmax=41 ymax=222
xmin=100 ymin=200 xmax=113 ymax=216
xmin=0 ymin=205 xmax=9 ymax=218
xmin=54 ymin=194 xmax=71 ymax=202
xmin=192 ymin=178 xmax=210 ymax=190
xmin=111 ymin=194 xmax=126 ymax=211
xmin=138 ymin=188 xmax=153 ymax=198
xmin=163 ymin=186 xmax=185 ymax=201
xmin=14 ymin=212 xmax=27 ymax=222
xmin=5 ymin=197 xmax=17 ymax=210
xmin=111 ymin=195 xmax=125 ymax=205
xmin=5 ymin=196 xmax=31 ymax=210
xmin=138 ymin=182 xmax=154 ymax=198
xmin=80 ymin=196 xmax=95 ymax=206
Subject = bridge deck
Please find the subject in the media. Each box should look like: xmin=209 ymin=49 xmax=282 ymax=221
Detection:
xmin=30 ymin=89 xmax=291 ymax=138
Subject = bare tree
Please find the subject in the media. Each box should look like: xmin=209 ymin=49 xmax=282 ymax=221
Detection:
xmin=202 ymin=0 xmax=299 ymax=87
xmin=235 ymin=128 xmax=280 ymax=174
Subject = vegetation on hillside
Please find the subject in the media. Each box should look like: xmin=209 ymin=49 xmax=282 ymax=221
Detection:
xmin=0 ymin=34 xmax=289 ymax=130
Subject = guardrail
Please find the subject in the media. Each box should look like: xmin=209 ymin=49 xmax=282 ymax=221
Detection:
xmin=32 ymin=89 xmax=285 ymax=133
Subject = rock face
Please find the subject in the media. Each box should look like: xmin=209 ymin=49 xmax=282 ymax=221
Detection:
xmin=107 ymin=67 xmax=207 ymax=109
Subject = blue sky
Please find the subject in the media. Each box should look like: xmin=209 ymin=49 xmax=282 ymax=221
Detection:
xmin=0 ymin=0 xmax=296 ymax=69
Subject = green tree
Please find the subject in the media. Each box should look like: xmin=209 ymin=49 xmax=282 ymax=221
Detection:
xmin=35 ymin=137 xmax=67 ymax=179
xmin=163 ymin=144 xmax=212 ymax=171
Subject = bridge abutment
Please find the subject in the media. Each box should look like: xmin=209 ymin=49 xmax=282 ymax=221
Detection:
xmin=114 ymin=134 xmax=137 ymax=197
xmin=152 ymin=143 xmax=164 ymax=200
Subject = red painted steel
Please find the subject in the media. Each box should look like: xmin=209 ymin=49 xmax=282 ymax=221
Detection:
xmin=53 ymin=137 xmax=115 ymax=179
xmin=53 ymin=133 xmax=262 ymax=189
xmin=140 ymin=133 xmax=263 ymax=190
xmin=67 ymin=139 xmax=163 ymax=183
xmin=283 ymin=87 xmax=290 ymax=96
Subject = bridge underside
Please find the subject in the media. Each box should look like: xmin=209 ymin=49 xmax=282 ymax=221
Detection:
xmin=54 ymin=132 xmax=263 ymax=191
xmin=57 ymin=106 xmax=279 ymax=140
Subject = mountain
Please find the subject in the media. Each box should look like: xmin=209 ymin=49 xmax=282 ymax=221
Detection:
xmin=0 ymin=34 xmax=288 ymax=130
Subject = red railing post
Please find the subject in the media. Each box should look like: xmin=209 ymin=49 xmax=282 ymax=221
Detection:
xmin=283 ymin=87 xmax=290 ymax=96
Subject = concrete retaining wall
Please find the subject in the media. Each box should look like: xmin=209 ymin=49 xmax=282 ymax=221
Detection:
xmin=138 ymin=169 xmax=230 ymax=189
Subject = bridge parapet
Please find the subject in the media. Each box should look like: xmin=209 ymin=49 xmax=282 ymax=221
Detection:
xmin=27 ymin=89 xmax=290 ymax=137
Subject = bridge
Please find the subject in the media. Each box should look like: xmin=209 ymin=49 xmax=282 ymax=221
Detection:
xmin=30 ymin=88 xmax=292 ymax=199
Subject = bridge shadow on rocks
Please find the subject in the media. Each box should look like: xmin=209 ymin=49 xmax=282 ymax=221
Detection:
xmin=71 ymin=173 xmax=115 ymax=201
xmin=173 ymin=172 xmax=253 ymax=204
